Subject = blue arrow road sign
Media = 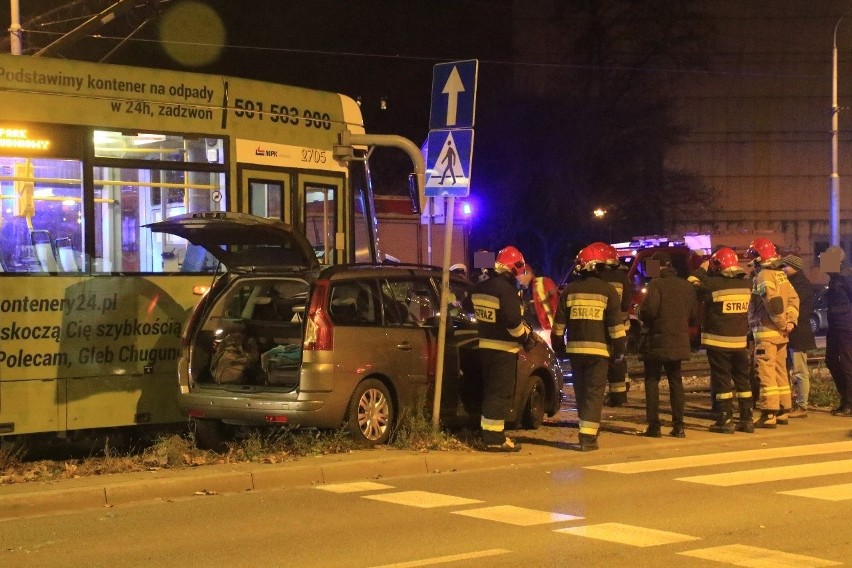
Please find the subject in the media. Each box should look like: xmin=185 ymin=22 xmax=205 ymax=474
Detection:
xmin=429 ymin=60 xmax=478 ymax=130
xmin=425 ymin=128 xmax=474 ymax=197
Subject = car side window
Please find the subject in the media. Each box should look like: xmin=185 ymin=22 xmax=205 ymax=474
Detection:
xmin=381 ymin=278 xmax=438 ymax=326
xmin=329 ymin=280 xmax=380 ymax=326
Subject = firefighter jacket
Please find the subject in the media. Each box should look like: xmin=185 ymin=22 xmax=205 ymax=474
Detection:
xmin=688 ymin=267 xmax=750 ymax=350
xmin=640 ymin=267 xmax=697 ymax=361
xmin=466 ymin=271 xmax=531 ymax=353
xmin=551 ymin=272 xmax=626 ymax=359
xmin=826 ymin=268 xmax=852 ymax=333
xmin=600 ymin=266 xmax=633 ymax=314
xmin=532 ymin=276 xmax=559 ymax=330
xmin=787 ymin=270 xmax=817 ymax=352
xmin=748 ymin=264 xmax=799 ymax=344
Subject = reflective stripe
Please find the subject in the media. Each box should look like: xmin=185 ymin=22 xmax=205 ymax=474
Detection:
xmin=479 ymin=339 xmax=520 ymax=353
xmin=566 ymin=296 xmax=607 ymax=309
xmin=754 ymin=328 xmax=784 ymax=340
xmin=702 ymin=333 xmax=748 ymax=349
xmin=471 ymin=293 xmax=500 ymax=309
xmin=535 ymin=279 xmax=555 ymax=326
xmin=579 ymin=420 xmax=600 ymax=436
xmin=687 ymin=275 xmax=701 ymax=285
xmin=716 ymin=392 xmax=734 ymax=401
xmin=778 ymin=385 xmax=791 ymax=395
xmin=508 ymin=321 xmax=527 ymax=337
xmin=553 ymin=323 xmax=566 ymax=336
xmin=711 ymin=290 xmax=751 ymax=302
xmin=566 ymin=341 xmax=610 ymax=357
xmin=761 ymin=385 xmax=780 ymax=395
xmin=736 ymin=391 xmax=753 ymax=399
xmin=609 ymin=382 xmax=627 ymax=393
xmin=481 ymin=417 xmax=504 ymax=432
xmin=608 ymin=325 xmax=626 ymax=339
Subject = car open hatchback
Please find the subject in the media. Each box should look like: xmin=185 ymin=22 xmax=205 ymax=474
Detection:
xmin=148 ymin=212 xmax=564 ymax=448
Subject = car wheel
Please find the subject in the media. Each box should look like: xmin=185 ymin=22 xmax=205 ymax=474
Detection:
xmin=520 ymin=375 xmax=546 ymax=430
xmin=192 ymin=418 xmax=228 ymax=452
xmin=346 ymin=378 xmax=394 ymax=447
xmin=809 ymin=314 xmax=819 ymax=336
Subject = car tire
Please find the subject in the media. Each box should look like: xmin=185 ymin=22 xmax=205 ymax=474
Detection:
xmin=346 ymin=378 xmax=394 ymax=447
xmin=520 ymin=375 xmax=546 ymax=430
xmin=192 ymin=418 xmax=228 ymax=452
xmin=809 ymin=314 xmax=819 ymax=336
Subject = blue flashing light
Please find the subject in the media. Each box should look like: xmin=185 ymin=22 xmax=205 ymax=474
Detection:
xmin=462 ymin=202 xmax=472 ymax=216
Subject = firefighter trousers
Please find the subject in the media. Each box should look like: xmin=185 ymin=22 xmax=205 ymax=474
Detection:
xmin=479 ymin=348 xmax=517 ymax=445
xmin=754 ymin=339 xmax=792 ymax=412
xmin=568 ymin=355 xmax=608 ymax=438
xmin=607 ymin=356 xmax=629 ymax=402
xmin=643 ymin=358 xmax=685 ymax=428
xmin=707 ymin=348 xmax=753 ymax=407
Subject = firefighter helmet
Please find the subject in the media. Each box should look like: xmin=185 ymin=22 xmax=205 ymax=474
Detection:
xmin=495 ymin=246 xmax=527 ymax=276
xmin=574 ymin=243 xmax=608 ymax=273
xmin=587 ymin=241 xmax=619 ymax=266
xmin=709 ymin=247 xmax=744 ymax=276
xmin=747 ymin=237 xmax=778 ymax=266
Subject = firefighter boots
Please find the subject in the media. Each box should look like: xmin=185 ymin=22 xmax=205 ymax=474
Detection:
xmin=669 ymin=425 xmax=686 ymax=438
xmin=776 ymin=407 xmax=790 ymax=425
xmin=709 ymin=400 xmax=735 ymax=434
xmin=754 ymin=410 xmax=778 ymax=429
xmin=736 ymin=398 xmax=754 ymax=433
xmin=577 ymin=433 xmax=599 ymax=452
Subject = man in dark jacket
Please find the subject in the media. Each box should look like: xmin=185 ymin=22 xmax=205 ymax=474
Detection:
xmin=781 ymin=255 xmax=817 ymax=417
xmin=639 ymin=252 xmax=698 ymax=438
xmin=822 ymin=246 xmax=852 ymax=417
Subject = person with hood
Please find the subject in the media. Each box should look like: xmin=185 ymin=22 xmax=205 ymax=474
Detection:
xmin=638 ymin=252 xmax=698 ymax=438
xmin=780 ymin=254 xmax=817 ymax=418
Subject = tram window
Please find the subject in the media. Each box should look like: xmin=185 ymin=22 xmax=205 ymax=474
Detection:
xmin=94 ymin=131 xmax=225 ymax=164
xmin=0 ymin=157 xmax=84 ymax=273
xmin=92 ymin=167 xmax=226 ymax=273
xmin=305 ymin=185 xmax=336 ymax=264
xmin=249 ymin=180 xmax=284 ymax=220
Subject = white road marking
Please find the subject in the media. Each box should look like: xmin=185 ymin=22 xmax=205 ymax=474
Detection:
xmin=315 ymin=481 xmax=395 ymax=493
xmin=779 ymin=482 xmax=852 ymax=501
xmin=362 ymin=490 xmax=483 ymax=508
xmin=555 ymin=522 xmax=700 ymax=547
xmin=676 ymin=459 xmax=852 ymax=487
xmin=679 ymin=544 xmax=842 ymax=567
xmin=586 ymin=441 xmax=852 ymax=474
xmin=452 ymin=505 xmax=582 ymax=526
xmin=368 ymin=548 xmax=511 ymax=568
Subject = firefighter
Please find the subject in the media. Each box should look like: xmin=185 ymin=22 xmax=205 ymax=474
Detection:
xmin=466 ymin=246 xmax=537 ymax=452
xmin=551 ymin=244 xmax=626 ymax=451
xmin=688 ymin=247 xmax=754 ymax=433
xmin=597 ymin=242 xmax=633 ymax=406
xmin=747 ymin=237 xmax=799 ymax=428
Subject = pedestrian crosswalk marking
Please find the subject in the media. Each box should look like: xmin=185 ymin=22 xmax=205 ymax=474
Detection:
xmin=362 ymin=490 xmax=483 ymax=508
xmin=555 ymin=522 xmax=700 ymax=547
xmin=676 ymin=459 xmax=852 ymax=487
xmin=679 ymin=544 xmax=842 ymax=567
xmin=586 ymin=441 xmax=852 ymax=474
xmin=369 ymin=548 xmax=512 ymax=568
xmin=315 ymin=481 xmax=395 ymax=493
xmin=779 ymin=482 xmax=852 ymax=501
xmin=451 ymin=505 xmax=582 ymax=526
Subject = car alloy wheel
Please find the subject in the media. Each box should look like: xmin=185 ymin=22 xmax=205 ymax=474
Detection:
xmin=347 ymin=378 xmax=394 ymax=446
xmin=521 ymin=375 xmax=546 ymax=429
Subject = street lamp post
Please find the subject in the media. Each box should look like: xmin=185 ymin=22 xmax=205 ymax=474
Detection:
xmin=831 ymin=14 xmax=848 ymax=248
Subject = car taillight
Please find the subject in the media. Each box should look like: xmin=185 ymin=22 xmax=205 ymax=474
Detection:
xmin=304 ymin=280 xmax=333 ymax=351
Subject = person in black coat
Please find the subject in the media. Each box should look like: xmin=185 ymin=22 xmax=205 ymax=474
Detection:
xmin=822 ymin=247 xmax=852 ymax=417
xmin=638 ymin=252 xmax=698 ymax=438
xmin=781 ymin=255 xmax=817 ymax=417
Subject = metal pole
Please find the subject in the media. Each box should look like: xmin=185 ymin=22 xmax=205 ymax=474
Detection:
xmin=831 ymin=15 xmax=846 ymax=248
xmin=431 ymin=196 xmax=454 ymax=427
xmin=9 ymin=0 xmax=22 ymax=55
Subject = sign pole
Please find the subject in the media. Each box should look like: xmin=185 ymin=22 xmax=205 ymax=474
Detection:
xmin=431 ymin=196 xmax=454 ymax=427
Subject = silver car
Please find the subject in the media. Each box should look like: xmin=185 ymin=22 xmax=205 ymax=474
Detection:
xmin=149 ymin=213 xmax=564 ymax=448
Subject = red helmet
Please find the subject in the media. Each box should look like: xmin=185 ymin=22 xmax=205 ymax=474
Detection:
xmin=495 ymin=245 xmax=526 ymax=276
xmin=710 ymin=247 xmax=744 ymax=276
xmin=747 ymin=237 xmax=778 ymax=265
xmin=574 ymin=243 xmax=608 ymax=273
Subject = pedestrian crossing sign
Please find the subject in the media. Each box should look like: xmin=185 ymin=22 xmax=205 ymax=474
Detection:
xmin=425 ymin=128 xmax=474 ymax=197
